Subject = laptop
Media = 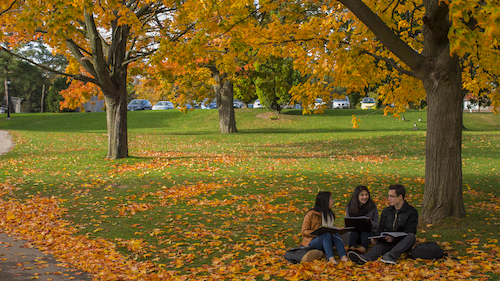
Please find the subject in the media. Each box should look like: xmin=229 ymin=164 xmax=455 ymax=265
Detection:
xmin=344 ymin=217 xmax=372 ymax=232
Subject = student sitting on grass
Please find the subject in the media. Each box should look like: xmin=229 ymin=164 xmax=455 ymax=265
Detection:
xmin=301 ymin=191 xmax=348 ymax=264
xmin=345 ymin=185 xmax=379 ymax=254
xmin=348 ymin=184 xmax=418 ymax=265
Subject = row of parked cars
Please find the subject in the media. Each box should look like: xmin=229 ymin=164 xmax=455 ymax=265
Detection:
xmin=127 ymin=99 xmax=256 ymax=111
xmin=127 ymin=97 xmax=378 ymax=111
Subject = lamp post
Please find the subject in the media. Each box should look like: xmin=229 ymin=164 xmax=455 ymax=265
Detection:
xmin=6 ymin=78 xmax=11 ymax=120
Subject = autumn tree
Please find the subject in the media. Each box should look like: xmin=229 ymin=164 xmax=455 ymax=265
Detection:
xmin=257 ymin=0 xmax=500 ymax=223
xmin=0 ymin=0 xmax=190 ymax=159
xmin=148 ymin=0 xmax=282 ymax=133
xmin=254 ymin=56 xmax=306 ymax=114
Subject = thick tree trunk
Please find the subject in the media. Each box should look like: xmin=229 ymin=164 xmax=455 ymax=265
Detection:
xmin=104 ymin=88 xmax=128 ymax=159
xmin=419 ymin=1 xmax=465 ymax=223
xmin=420 ymin=58 xmax=465 ymax=223
xmin=210 ymin=66 xmax=237 ymax=134
xmin=216 ymin=79 xmax=238 ymax=134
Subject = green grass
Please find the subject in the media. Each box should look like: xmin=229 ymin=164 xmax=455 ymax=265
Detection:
xmin=0 ymin=109 xmax=499 ymax=278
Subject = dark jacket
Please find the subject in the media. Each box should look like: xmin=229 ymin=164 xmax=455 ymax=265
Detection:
xmin=376 ymin=201 xmax=418 ymax=235
xmin=345 ymin=206 xmax=380 ymax=233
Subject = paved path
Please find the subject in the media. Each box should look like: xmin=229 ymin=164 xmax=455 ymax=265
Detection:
xmin=0 ymin=130 xmax=94 ymax=281
xmin=0 ymin=130 xmax=13 ymax=156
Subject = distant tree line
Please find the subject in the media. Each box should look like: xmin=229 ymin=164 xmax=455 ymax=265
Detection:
xmin=0 ymin=42 xmax=70 ymax=113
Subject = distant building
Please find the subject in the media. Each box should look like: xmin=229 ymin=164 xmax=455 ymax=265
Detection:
xmin=463 ymin=99 xmax=492 ymax=113
xmin=81 ymin=96 xmax=106 ymax=112
xmin=2 ymin=96 xmax=23 ymax=113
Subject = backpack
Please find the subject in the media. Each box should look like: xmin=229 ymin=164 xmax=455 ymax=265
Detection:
xmin=284 ymin=246 xmax=322 ymax=264
xmin=408 ymin=242 xmax=446 ymax=260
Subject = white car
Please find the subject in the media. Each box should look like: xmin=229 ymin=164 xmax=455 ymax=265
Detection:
xmin=0 ymin=108 xmax=4 ymax=114
xmin=233 ymin=99 xmax=245 ymax=108
xmin=361 ymin=97 xmax=377 ymax=109
xmin=314 ymin=98 xmax=326 ymax=109
xmin=253 ymin=99 xmax=263 ymax=108
xmin=152 ymin=101 xmax=175 ymax=110
xmin=332 ymin=97 xmax=350 ymax=109
xmin=200 ymin=98 xmax=217 ymax=109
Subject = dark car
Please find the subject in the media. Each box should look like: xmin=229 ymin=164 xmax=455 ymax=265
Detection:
xmin=127 ymin=99 xmax=152 ymax=111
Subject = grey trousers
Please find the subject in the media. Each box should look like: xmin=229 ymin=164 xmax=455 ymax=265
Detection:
xmin=365 ymin=233 xmax=416 ymax=261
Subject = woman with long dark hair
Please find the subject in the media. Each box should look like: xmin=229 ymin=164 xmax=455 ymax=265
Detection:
xmin=345 ymin=185 xmax=379 ymax=254
xmin=301 ymin=191 xmax=348 ymax=264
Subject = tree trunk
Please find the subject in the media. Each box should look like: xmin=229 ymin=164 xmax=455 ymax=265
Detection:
xmin=419 ymin=1 xmax=465 ymax=223
xmin=104 ymin=88 xmax=128 ymax=159
xmin=420 ymin=58 xmax=465 ymax=223
xmin=271 ymin=94 xmax=282 ymax=114
xmin=216 ymin=79 xmax=238 ymax=134
xmin=41 ymin=84 xmax=45 ymax=113
xmin=210 ymin=66 xmax=237 ymax=134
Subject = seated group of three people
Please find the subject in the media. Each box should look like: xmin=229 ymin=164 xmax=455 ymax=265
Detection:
xmin=301 ymin=184 xmax=419 ymax=265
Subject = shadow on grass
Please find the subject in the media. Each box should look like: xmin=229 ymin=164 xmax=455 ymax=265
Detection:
xmin=156 ymin=127 xmax=425 ymax=136
xmin=0 ymin=111 xmax=187 ymax=133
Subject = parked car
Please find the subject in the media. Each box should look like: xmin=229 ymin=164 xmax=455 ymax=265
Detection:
xmin=253 ymin=99 xmax=263 ymax=108
xmin=332 ymin=97 xmax=350 ymax=109
xmin=284 ymin=102 xmax=302 ymax=109
xmin=233 ymin=99 xmax=245 ymax=108
xmin=152 ymin=101 xmax=175 ymax=110
xmin=307 ymin=98 xmax=326 ymax=110
xmin=361 ymin=97 xmax=377 ymax=109
xmin=314 ymin=98 xmax=326 ymax=109
xmin=200 ymin=98 xmax=217 ymax=109
xmin=0 ymin=108 xmax=4 ymax=114
xmin=127 ymin=99 xmax=152 ymax=111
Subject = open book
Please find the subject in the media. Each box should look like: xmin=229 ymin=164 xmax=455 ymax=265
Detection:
xmin=344 ymin=217 xmax=372 ymax=232
xmin=310 ymin=226 xmax=355 ymax=236
xmin=368 ymin=232 xmax=407 ymax=240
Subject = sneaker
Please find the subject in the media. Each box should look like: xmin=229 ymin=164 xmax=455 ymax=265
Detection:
xmin=380 ymin=255 xmax=397 ymax=265
xmin=301 ymin=249 xmax=324 ymax=263
xmin=348 ymin=251 xmax=368 ymax=265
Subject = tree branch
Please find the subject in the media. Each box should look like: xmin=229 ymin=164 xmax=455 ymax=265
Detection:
xmin=0 ymin=0 xmax=16 ymax=16
xmin=338 ymin=0 xmax=423 ymax=72
xmin=215 ymin=10 xmax=258 ymax=38
xmin=122 ymin=48 xmax=158 ymax=66
xmin=362 ymin=50 xmax=416 ymax=77
xmin=170 ymin=23 xmax=195 ymax=42
xmin=84 ymin=11 xmax=114 ymax=89
xmin=65 ymin=39 xmax=98 ymax=78
xmin=0 ymin=46 xmax=98 ymax=84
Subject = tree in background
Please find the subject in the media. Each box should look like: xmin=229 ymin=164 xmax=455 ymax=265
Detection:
xmin=0 ymin=0 xmax=191 ymax=159
xmin=233 ymin=67 xmax=258 ymax=108
xmin=46 ymin=77 xmax=70 ymax=113
xmin=148 ymin=0 xmax=265 ymax=134
xmin=0 ymin=51 xmax=48 ymax=113
xmin=254 ymin=57 xmax=306 ymax=114
xmin=18 ymin=41 xmax=68 ymax=112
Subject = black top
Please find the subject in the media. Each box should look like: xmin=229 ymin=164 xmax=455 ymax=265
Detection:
xmin=376 ymin=201 xmax=418 ymax=235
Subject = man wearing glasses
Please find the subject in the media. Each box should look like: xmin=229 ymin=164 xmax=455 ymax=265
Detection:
xmin=348 ymin=184 xmax=418 ymax=265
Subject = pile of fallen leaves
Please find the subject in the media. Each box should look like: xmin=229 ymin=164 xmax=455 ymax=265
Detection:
xmin=0 ymin=191 xmax=499 ymax=280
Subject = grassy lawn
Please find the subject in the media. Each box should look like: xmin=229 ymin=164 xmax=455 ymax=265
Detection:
xmin=0 ymin=109 xmax=499 ymax=280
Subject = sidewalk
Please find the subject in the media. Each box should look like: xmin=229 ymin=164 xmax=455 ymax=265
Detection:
xmin=0 ymin=130 xmax=94 ymax=281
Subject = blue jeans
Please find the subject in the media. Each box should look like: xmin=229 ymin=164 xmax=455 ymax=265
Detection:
xmin=349 ymin=231 xmax=375 ymax=249
xmin=309 ymin=232 xmax=347 ymax=260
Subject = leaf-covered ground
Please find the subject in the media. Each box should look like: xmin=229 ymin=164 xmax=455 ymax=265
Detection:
xmin=0 ymin=109 xmax=499 ymax=280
